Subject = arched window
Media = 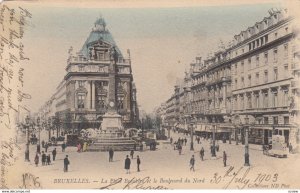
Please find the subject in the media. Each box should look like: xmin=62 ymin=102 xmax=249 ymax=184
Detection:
xmin=77 ymin=93 xmax=86 ymax=109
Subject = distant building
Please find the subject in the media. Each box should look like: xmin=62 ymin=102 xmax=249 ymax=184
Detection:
xmin=158 ymin=8 xmax=300 ymax=147
xmin=38 ymin=17 xmax=139 ymax=131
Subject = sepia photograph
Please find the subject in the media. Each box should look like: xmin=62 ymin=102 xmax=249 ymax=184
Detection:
xmin=0 ymin=0 xmax=300 ymax=191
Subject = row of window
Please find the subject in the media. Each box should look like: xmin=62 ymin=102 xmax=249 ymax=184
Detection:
xmin=234 ymin=44 xmax=289 ymax=74
xmin=234 ymin=65 xmax=289 ymax=89
xmin=76 ymin=93 xmax=125 ymax=109
xmin=233 ymin=88 xmax=289 ymax=109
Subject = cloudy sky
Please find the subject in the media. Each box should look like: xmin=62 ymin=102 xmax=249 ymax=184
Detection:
xmin=17 ymin=1 xmax=281 ymax=113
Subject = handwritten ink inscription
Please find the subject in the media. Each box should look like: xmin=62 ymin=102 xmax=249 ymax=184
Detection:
xmin=19 ymin=173 xmax=41 ymax=189
xmin=0 ymin=3 xmax=32 ymax=189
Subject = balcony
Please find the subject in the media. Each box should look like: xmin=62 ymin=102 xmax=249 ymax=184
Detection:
xmin=233 ymin=106 xmax=289 ymax=114
xmin=206 ymin=76 xmax=231 ymax=87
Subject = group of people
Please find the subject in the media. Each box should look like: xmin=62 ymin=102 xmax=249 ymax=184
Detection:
xmin=77 ymin=142 xmax=88 ymax=152
xmin=188 ymin=150 xmax=227 ymax=172
xmin=108 ymin=148 xmax=142 ymax=174
xmin=124 ymin=153 xmax=141 ymax=174
xmin=34 ymin=148 xmax=57 ymax=167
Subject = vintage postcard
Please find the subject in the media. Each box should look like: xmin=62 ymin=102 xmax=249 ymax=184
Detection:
xmin=1 ymin=0 xmax=300 ymax=190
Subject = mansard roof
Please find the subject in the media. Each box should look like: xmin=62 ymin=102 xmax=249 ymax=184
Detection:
xmin=80 ymin=18 xmax=123 ymax=58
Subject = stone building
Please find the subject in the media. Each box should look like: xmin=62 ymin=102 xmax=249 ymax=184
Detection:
xmin=38 ymin=17 xmax=139 ymax=131
xmin=159 ymin=9 xmax=300 ymax=147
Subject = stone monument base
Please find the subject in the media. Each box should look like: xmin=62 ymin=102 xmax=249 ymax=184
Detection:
xmin=87 ymin=110 xmax=137 ymax=151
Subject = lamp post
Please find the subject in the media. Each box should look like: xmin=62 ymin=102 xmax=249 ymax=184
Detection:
xmin=211 ymin=117 xmax=216 ymax=158
xmin=37 ymin=117 xmax=41 ymax=145
xmin=48 ymin=118 xmax=51 ymax=141
xmin=190 ymin=116 xmax=194 ymax=151
xmin=141 ymin=118 xmax=145 ymax=140
xmin=244 ymin=115 xmax=250 ymax=166
xmin=25 ymin=115 xmax=30 ymax=162
xmin=229 ymin=128 xmax=232 ymax=144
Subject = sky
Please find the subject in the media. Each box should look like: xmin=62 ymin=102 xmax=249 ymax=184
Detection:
xmin=17 ymin=1 xmax=281 ymax=113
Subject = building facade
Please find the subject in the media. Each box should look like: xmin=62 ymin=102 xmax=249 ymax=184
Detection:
xmin=38 ymin=18 xmax=139 ymax=131
xmin=159 ymin=9 xmax=300 ymax=147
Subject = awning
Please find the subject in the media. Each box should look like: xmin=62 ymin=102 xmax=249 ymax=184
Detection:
xmin=250 ymin=127 xmax=273 ymax=130
xmin=195 ymin=124 xmax=202 ymax=132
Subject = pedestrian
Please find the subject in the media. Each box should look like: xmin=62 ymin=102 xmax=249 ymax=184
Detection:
xmin=223 ymin=151 xmax=227 ymax=167
xmin=77 ymin=143 xmax=81 ymax=153
xmin=45 ymin=142 xmax=48 ymax=152
xmin=80 ymin=141 xmax=84 ymax=152
xmin=37 ymin=144 xmax=41 ymax=154
xmin=190 ymin=155 xmax=195 ymax=172
xmin=200 ymin=147 xmax=204 ymax=161
xmin=170 ymin=137 xmax=173 ymax=144
xmin=34 ymin=153 xmax=39 ymax=167
xmin=64 ymin=155 xmax=70 ymax=172
xmin=137 ymin=155 xmax=141 ymax=172
xmin=178 ymin=144 xmax=182 ymax=155
xmin=62 ymin=142 xmax=66 ymax=152
xmin=124 ymin=155 xmax=131 ymax=174
xmin=216 ymin=143 xmax=220 ymax=152
xmin=41 ymin=151 xmax=46 ymax=166
xmin=83 ymin=142 xmax=88 ymax=152
xmin=197 ymin=137 xmax=200 ymax=144
xmin=289 ymin=143 xmax=293 ymax=153
xmin=210 ymin=144 xmax=214 ymax=155
xmin=47 ymin=154 xmax=51 ymax=165
xmin=42 ymin=140 xmax=45 ymax=148
xmin=130 ymin=150 xmax=134 ymax=159
xmin=184 ymin=138 xmax=187 ymax=146
xmin=52 ymin=148 xmax=57 ymax=161
xmin=109 ymin=148 xmax=114 ymax=162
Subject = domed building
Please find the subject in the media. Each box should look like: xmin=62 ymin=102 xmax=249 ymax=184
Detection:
xmin=39 ymin=17 xmax=139 ymax=132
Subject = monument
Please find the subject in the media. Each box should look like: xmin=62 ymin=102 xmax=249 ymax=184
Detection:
xmin=87 ymin=47 xmax=138 ymax=151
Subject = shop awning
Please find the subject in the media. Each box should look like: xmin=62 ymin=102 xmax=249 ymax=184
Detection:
xmin=195 ymin=124 xmax=203 ymax=132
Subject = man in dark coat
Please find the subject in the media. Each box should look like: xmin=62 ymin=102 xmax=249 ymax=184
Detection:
xmin=34 ymin=153 xmax=39 ymax=167
xmin=46 ymin=154 xmax=51 ymax=165
xmin=130 ymin=150 xmax=134 ymax=159
xmin=41 ymin=151 xmax=46 ymax=166
xmin=137 ymin=155 xmax=141 ymax=172
xmin=184 ymin=138 xmax=187 ymax=146
xmin=62 ymin=142 xmax=66 ymax=152
xmin=109 ymin=148 xmax=114 ymax=162
xmin=52 ymin=148 xmax=57 ymax=161
xmin=45 ymin=142 xmax=48 ymax=152
xmin=42 ymin=140 xmax=45 ymax=148
xmin=37 ymin=144 xmax=41 ymax=154
xmin=124 ymin=155 xmax=131 ymax=174
xmin=223 ymin=151 xmax=227 ymax=167
xmin=197 ymin=137 xmax=200 ymax=144
xmin=200 ymin=147 xmax=205 ymax=161
xmin=178 ymin=144 xmax=182 ymax=155
xmin=190 ymin=155 xmax=195 ymax=172
xmin=64 ymin=155 xmax=70 ymax=172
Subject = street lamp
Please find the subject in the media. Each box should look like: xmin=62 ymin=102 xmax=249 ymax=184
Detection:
xmin=25 ymin=115 xmax=30 ymax=162
xmin=141 ymin=118 xmax=145 ymax=140
xmin=211 ymin=117 xmax=216 ymax=158
xmin=48 ymin=118 xmax=51 ymax=141
xmin=244 ymin=115 xmax=250 ymax=166
xmin=190 ymin=117 xmax=194 ymax=151
xmin=37 ymin=117 xmax=41 ymax=145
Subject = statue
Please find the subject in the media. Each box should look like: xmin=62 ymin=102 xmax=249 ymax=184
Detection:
xmin=110 ymin=46 xmax=118 ymax=64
